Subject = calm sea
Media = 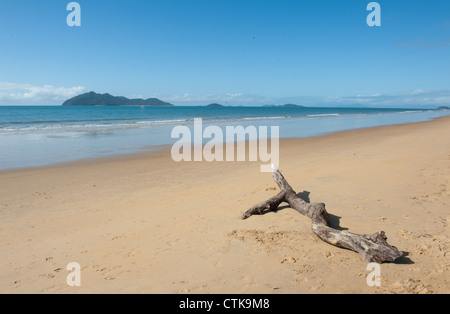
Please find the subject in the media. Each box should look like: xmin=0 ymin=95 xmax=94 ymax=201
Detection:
xmin=0 ymin=106 xmax=448 ymax=170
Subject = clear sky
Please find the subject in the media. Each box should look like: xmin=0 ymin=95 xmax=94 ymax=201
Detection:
xmin=0 ymin=0 xmax=449 ymax=107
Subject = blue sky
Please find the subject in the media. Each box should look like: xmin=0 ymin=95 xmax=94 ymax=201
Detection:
xmin=0 ymin=0 xmax=449 ymax=107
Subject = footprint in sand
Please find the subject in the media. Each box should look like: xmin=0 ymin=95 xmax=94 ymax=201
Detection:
xmin=92 ymin=264 xmax=124 ymax=281
xmin=397 ymin=229 xmax=412 ymax=238
xmin=124 ymin=249 xmax=139 ymax=259
xmin=39 ymin=273 xmax=55 ymax=279
xmin=281 ymin=257 xmax=297 ymax=265
xmin=324 ymin=251 xmax=334 ymax=258
xmin=393 ymin=279 xmax=432 ymax=294
xmin=179 ymin=288 xmax=190 ymax=294
xmin=294 ymin=264 xmax=316 ymax=274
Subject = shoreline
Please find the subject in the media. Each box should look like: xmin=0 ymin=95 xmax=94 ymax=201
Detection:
xmin=1 ymin=108 xmax=449 ymax=172
xmin=1 ymin=114 xmax=449 ymax=174
xmin=0 ymin=116 xmax=449 ymax=293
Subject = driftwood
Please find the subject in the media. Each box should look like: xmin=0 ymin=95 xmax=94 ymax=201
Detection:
xmin=242 ymin=167 xmax=403 ymax=263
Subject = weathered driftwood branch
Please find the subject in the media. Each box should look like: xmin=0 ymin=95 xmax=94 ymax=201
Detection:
xmin=242 ymin=168 xmax=403 ymax=263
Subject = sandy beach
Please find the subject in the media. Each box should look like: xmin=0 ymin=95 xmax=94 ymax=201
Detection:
xmin=0 ymin=116 xmax=449 ymax=294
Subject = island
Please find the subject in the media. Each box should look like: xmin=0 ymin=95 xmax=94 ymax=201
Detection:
xmin=62 ymin=91 xmax=174 ymax=107
xmin=263 ymin=104 xmax=304 ymax=108
xmin=206 ymin=103 xmax=224 ymax=107
xmin=437 ymin=106 xmax=450 ymax=110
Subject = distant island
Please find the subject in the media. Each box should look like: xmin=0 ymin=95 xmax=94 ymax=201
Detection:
xmin=62 ymin=91 xmax=174 ymax=107
xmin=206 ymin=103 xmax=224 ymax=107
xmin=263 ymin=104 xmax=304 ymax=108
xmin=437 ymin=106 xmax=450 ymax=110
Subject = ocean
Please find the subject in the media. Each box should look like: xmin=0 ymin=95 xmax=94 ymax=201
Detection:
xmin=0 ymin=106 xmax=449 ymax=170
